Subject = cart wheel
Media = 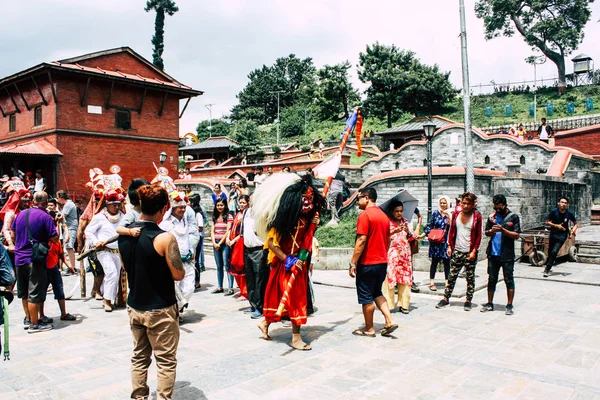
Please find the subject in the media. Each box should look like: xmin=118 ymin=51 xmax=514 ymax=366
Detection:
xmin=568 ymin=246 xmax=578 ymax=262
xmin=530 ymin=251 xmax=547 ymax=266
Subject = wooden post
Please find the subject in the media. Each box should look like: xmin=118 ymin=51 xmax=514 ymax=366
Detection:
xmin=79 ymin=259 xmax=86 ymax=297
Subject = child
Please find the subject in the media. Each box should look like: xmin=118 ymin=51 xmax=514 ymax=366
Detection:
xmin=39 ymin=211 xmax=76 ymax=323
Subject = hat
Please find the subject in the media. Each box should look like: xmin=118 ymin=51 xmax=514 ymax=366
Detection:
xmin=18 ymin=189 xmax=32 ymax=201
xmin=169 ymin=191 xmax=188 ymax=208
xmin=105 ymin=189 xmax=124 ymax=204
xmin=0 ymin=175 xmax=9 ymax=182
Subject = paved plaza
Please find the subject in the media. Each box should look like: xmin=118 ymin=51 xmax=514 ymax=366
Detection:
xmin=1 ymin=259 xmax=600 ymax=400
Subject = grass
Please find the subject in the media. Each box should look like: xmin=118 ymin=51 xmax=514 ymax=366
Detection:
xmin=315 ymin=211 xmax=358 ymax=248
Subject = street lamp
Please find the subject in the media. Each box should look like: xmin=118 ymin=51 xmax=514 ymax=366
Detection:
xmin=423 ymin=121 xmax=437 ymax=223
xmin=526 ymin=55 xmax=546 ymax=123
xmin=159 ymin=151 xmax=167 ymax=166
xmin=205 ymin=104 xmax=215 ymax=137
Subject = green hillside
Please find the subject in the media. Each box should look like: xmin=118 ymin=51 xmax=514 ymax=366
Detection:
xmin=252 ymin=85 xmax=600 ymax=147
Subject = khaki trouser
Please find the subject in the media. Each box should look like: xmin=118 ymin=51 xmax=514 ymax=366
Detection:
xmin=128 ymin=304 xmax=180 ymax=400
xmin=382 ymin=282 xmax=411 ymax=310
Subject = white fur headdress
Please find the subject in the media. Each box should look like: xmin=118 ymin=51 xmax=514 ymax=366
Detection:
xmin=251 ymin=172 xmax=300 ymax=241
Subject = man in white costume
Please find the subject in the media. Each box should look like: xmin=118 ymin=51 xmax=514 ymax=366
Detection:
xmin=85 ymin=189 xmax=124 ymax=312
xmin=160 ymin=191 xmax=198 ymax=322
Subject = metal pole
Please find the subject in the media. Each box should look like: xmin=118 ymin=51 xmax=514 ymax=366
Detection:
xmin=205 ymin=104 xmax=215 ymax=137
xmin=459 ymin=0 xmax=474 ymax=192
xmin=534 ymin=63 xmax=537 ymax=123
xmin=277 ymin=92 xmax=282 ymax=145
xmin=427 ymin=138 xmax=433 ymax=223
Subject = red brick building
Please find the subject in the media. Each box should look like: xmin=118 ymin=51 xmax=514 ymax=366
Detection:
xmin=554 ymin=124 xmax=600 ymax=160
xmin=0 ymin=47 xmax=202 ymax=199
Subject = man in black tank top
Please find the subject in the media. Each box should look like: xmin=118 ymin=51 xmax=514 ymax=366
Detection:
xmin=118 ymin=185 xmax=185 ymax=400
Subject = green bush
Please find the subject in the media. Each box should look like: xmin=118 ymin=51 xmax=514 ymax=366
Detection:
xmin=315 ymin=211 xmax=358 ymax=247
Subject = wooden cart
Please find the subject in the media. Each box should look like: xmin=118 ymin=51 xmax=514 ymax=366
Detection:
xmin=520 ymin=228 xmax=577 ymax=266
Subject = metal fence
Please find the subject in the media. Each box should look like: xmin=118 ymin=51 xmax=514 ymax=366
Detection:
xmin=479 ymin=113 xmax=600 ymax=134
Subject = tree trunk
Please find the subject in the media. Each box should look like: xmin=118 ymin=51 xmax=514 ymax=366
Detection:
xmin=386 ymin=108 xmax=392 ymax=128
xmin=342 ymin=96 xmax=349 ymax=119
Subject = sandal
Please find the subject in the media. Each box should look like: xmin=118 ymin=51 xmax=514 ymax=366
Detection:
xmin=211 ymin=288 xmax=224 ymax=294
xmin=381 ymin=324 xmax=399 ymax=336
xmin=352 ymin=329 xmax=376 ymax=338
xmin=60 ymin=314 xmax=76 ymax=321
xmin=429 ymin=284 xmax=437 ymax=291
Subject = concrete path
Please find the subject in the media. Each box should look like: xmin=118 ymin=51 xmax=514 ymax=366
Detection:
xmin=1 ymin=258 xmax=600 ymax=399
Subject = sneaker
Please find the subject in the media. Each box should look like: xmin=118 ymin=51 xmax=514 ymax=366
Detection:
xmin=505 ymin=305 xmax=514 ymax=316
xmin=23 ymin=318 xmax=31 ymax=330
xmin=480 ymin=303 xmax=494 ymax=313
xmin=39 ymin=316 xmax=54 ymax=324
xmin=436 ymin=299 xmax=449 ymax=309
xmin=464 ymin=301 xmax=472 ymax=311
xmin=543 ymin=269 xmax=551 ymax=277
xmin=411 ymin=283 xmax=420 ymax=293
xmin=250 ymin=310 xmax=263 ymax=319
xmin=28 ymin=324 xmax=53 ymax=333
xmin=242 ymin=307 xmax=255 ymax=314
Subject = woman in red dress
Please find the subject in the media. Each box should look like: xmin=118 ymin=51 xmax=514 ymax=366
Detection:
xmin=227 ymin=195 xmax=249 ymax=299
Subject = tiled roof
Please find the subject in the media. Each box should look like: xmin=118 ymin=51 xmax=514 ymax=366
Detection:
xmin=376 ymin=116 xmax=456 ymax=135
xmin=51 ymin=61 xmax=193 ymax=91
xmin=0 ymin=138 xmax=62 ymax=156
xmin=180 ymin=136 xmax=239 ymax=150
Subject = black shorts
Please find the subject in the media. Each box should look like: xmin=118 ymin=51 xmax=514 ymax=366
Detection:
xmin=16 ymin=262 xmax=48 ymax=304
xmin=356 ymin=263 xmax=387 ymax=305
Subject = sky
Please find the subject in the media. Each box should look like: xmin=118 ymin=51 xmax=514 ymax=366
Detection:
xmin=1 ymin=0 xmax=599 ymax=136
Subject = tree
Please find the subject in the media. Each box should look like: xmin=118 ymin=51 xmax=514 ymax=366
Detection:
xmin=316 ymin=61 xmax=360 ymax=120
xmin=144 ymin=0 xmax=179 ymax=71
xmin=231 ymin=55 xmax=317 ymax=123
xmin=196 ymin=119 xmax=231 ymax=142
xmin=231 ymin=120 xmax=261 ymax=156
xmin=358 ymin=43 xmax=455 ymax=127
xmin=475 ymin=0 xmax=592 ymax=89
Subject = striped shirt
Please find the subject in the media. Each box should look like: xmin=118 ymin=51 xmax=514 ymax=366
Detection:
xmin=213 ymin=213 xmax=233 ymax=241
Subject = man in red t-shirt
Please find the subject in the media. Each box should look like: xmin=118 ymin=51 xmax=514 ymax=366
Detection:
xmin=349 ymin=187 xmax=397 ymax=337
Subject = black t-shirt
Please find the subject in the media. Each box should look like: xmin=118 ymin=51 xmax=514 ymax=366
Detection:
xmin=118 ymin=221 xmax=176 ymax=311
xmin=547 ymin=208 xmax=576 ymax=238
xmin=246 ymin=171 xmax=255 ymax=182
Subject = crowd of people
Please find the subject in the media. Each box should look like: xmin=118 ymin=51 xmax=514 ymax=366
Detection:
xmin=0 ymin=161 xmax=580 ymax=398
xmin=492 ymin=118 xmax=555 ymax=144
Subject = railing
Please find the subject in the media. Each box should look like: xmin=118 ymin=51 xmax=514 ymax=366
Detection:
xmin=479 ymin=113 xmax=600 ymax=134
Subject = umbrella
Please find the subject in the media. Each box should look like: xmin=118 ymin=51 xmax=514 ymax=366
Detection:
xmin=379 ymin=189 xmax=419 ymax=221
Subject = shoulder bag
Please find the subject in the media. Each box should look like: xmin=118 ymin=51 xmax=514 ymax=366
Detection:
xmin=26 ymin=209 xmax=50 ymax=264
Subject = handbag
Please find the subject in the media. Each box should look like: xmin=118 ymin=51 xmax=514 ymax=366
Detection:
xmin=26 ymin=209 xmax=50 ymax=264
xmin=428 ymin=229 xmax=446 ymax=244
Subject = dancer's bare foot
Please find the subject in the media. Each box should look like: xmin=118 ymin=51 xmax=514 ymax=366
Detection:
xmin=290 ymin=336 xmax=312 ymax=351
xmin=258 ymin=320 xmax=272 ymax=341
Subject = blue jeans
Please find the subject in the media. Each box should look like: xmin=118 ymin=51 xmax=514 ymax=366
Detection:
xmin=214 ymin=244 xmax=233 ymax=289
xmin=46 ymin=265 xmax=65 ymax=301
xmin=195 ymin=236 xmax=205 ymax=284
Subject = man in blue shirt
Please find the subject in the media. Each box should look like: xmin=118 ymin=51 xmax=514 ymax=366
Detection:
xmin=544 ymin=197 xmax=577 ymax=277
xmin=482 ymin=195 xmax=521 ymax=315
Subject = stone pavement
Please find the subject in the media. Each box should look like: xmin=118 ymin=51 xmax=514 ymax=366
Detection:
xmin=2 ymin=258 xmax=600 ymax=400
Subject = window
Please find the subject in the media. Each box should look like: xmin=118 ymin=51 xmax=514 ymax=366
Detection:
xmin=9 ymin=114 xmax=16 ymax=132
xmin=484 ymin=155 xmax=490 ymax=165
xmin=520 ymin=155 xmax=526 ymax=165
xmin=115 ymin=109 xmax=131 ymax=130
xmin=34 ymin=106 xmax=42 ymax=126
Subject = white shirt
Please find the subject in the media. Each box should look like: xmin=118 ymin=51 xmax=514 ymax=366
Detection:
xmin=254 ymin=174 xmax=266 ymax=186
xmin=34 ymin=177 xmax=45 ymax=192
xmin=160 ymin=215 xmax=191 ymax=256
xmin=540 ymin=125 xmax=548 ymax=140
xmin=243 ymin=210 xmax=264 ymax=248
xmin=196 ymin=212 xmax=204 ymax=237
xmin=85 ymin=210 xmax=122 ymax=249
xmin=454 ymin=213 xmax=473 ymax=253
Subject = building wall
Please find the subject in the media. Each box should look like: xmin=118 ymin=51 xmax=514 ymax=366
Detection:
xmin=360 ymin=127 xmax=559 ymax=180
xmin=555 ymin=127 xmax=600 ymax=160
xmin=0 ymin=78 xmax=57 ymax=141
xmin=55 ymin=134 xmax=178 ymax=200
xmin=55 ymin=75 xmax=180 ymax=140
